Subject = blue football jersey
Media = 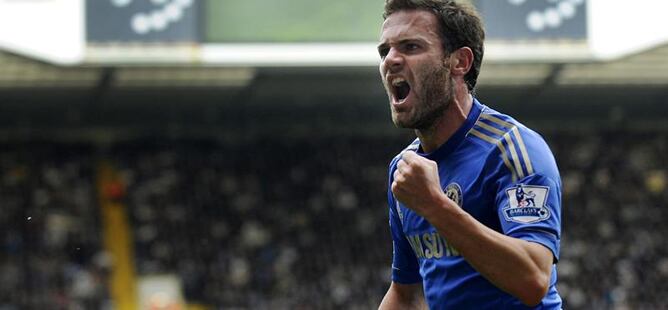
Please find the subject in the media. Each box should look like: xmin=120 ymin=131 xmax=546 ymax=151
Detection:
xmin=387 ymin=98 xmax=562 ymax=309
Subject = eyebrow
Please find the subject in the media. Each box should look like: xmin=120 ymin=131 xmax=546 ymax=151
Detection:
xmin=377 ymin=38 xmax=424 ymax=51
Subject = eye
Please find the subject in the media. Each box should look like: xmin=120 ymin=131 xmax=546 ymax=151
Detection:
xmin=404 ymin=43 xmax=420 ymax=51
xmin=378 ymin=47 xmax=390 ymax=59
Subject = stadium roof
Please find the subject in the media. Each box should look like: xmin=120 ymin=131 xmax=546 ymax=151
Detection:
xmin=0 ymin=42 xmax=667 ymax=137
xmin=2 ymin=42 xmax=668 ymax=88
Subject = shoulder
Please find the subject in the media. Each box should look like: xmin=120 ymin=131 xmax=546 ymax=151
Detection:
xmin=466 ymin=106 xmax=559 ymax=182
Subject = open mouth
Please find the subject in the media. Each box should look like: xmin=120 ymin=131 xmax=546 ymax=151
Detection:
xmin=392 ymin=78 xmax=411 ymax=102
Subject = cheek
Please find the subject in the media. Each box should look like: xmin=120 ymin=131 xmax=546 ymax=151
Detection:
xmin=379 ymin=66 xmax=388 ymax=87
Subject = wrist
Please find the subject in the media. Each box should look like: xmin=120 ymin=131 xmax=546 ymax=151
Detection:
xmin=423 ymin=191 xmax=457 ymax=220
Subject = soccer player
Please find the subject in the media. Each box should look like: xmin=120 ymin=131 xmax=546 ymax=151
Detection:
xmin=377 ymin=0 xmax=562 ymax=309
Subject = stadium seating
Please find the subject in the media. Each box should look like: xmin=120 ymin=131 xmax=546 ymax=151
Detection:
xmin=1 ymin=131 xmax=666 ymax=309
xmin=0 ymin=143 xmax=111 ymax=309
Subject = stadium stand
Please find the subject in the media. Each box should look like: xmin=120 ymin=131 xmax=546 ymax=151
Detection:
xmin=110 ymin=137 xmax=398 ymax=309
xmin=1 ymin=130 xmax=667 ymax=309
xmin=552 ymin=131 xmax=668 ymax=309
xmin=0 ymin=143 xmax=111 ymax=309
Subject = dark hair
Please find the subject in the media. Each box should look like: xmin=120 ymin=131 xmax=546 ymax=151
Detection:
xmin=383 ymin=0 xmax=485 ymax=92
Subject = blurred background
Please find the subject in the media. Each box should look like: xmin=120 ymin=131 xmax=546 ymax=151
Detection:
xmin=1 ymin=0 xmax=667 ymax=309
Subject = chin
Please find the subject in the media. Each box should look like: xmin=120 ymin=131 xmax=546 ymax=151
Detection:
xmin=392 ymin=119 xmax=415 ymax=129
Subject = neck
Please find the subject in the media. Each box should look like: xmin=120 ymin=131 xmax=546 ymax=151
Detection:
xmin=415 ymin=90 xmax=473 ymax=153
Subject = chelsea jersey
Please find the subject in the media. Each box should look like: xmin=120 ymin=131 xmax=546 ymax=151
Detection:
xmin=387 ymin=98 xmax=562 ymax=309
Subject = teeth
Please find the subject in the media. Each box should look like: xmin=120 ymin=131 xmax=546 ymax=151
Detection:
xmin=391 ymin=77 xmax=406 ymax=86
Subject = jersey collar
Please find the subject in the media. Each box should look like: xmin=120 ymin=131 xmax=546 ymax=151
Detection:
xmin=417 ymin=98 xmax=483 ymax=160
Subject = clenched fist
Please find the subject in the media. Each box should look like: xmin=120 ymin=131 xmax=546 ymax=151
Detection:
xmin=391 ymin=151 xmax=448 ymax=218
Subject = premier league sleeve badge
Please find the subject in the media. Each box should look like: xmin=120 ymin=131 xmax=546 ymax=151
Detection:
xmin=503 ymin=184 xmax=551 ymax=224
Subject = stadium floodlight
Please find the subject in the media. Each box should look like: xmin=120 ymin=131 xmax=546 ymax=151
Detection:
xmin=0 ymin=0 xmax=85 ymax=65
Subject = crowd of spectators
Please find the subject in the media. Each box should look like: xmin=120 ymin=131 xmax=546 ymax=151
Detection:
xmin=111 ymin=137 xmax=399 ymax=309
xmin=0 ymin=143 xmax=111 ymax=310
xmin=551 ymin=131 xmax=668 ymax=309
xmin=1 ymin=130 xmax=666 ymax=309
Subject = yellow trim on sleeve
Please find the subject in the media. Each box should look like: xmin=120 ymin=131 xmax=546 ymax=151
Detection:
xmin=512 ymin=127 xmax=534 ymax=175
xmin=502 ymin=132 xmax=525 ymax=179
xmin=481 ymin=113 xmax=514 ymax=129
xmin=469 ymin=128 xmax=518 ymax=182
xmin=475 ymin=121 xmax=505 ymax=136
xmin=480 ymin=113 xmax=534 ymax=177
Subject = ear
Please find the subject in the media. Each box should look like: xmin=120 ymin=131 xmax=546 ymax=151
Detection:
xmin=448 ymin=47 xmax=474 ymax=78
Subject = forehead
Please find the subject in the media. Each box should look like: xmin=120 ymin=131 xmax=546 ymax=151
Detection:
xmin=380 ymin=10 xmax=441 ymax=42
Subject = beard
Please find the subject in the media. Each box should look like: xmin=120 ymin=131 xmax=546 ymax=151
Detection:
xmin=391 ymin=60 xmax=455 ymax=131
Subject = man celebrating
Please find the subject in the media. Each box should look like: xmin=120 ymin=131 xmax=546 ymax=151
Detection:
xmin=377 ymin=1 xmax=563 ymax=309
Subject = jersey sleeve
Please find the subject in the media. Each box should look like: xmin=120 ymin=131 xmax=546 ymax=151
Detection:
xmin=387 ymin=160 xmax=422 ymax=284
xmin=496 ymin=174 xmax=562 ymax=261
xmin=493 ymin=131 xmax=562 ymax=261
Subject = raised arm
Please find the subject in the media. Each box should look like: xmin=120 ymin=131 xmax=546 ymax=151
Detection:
xmin=391 ymin=151 xmax=554 ymax=306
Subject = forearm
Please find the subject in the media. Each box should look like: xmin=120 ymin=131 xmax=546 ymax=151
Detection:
xmin=425 ymin=195 xmax=552 ymax=306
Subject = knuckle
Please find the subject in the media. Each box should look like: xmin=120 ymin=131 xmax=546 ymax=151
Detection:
xmin=397 ymin=161 xmax=406 ymax=170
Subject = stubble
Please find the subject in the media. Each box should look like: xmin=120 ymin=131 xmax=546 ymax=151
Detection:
xmin=392 ymin=60 xmax=455 ymax=131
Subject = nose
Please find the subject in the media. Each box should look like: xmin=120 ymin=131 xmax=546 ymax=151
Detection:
xmin=382 ymin=48 xmax=404 ymax=73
